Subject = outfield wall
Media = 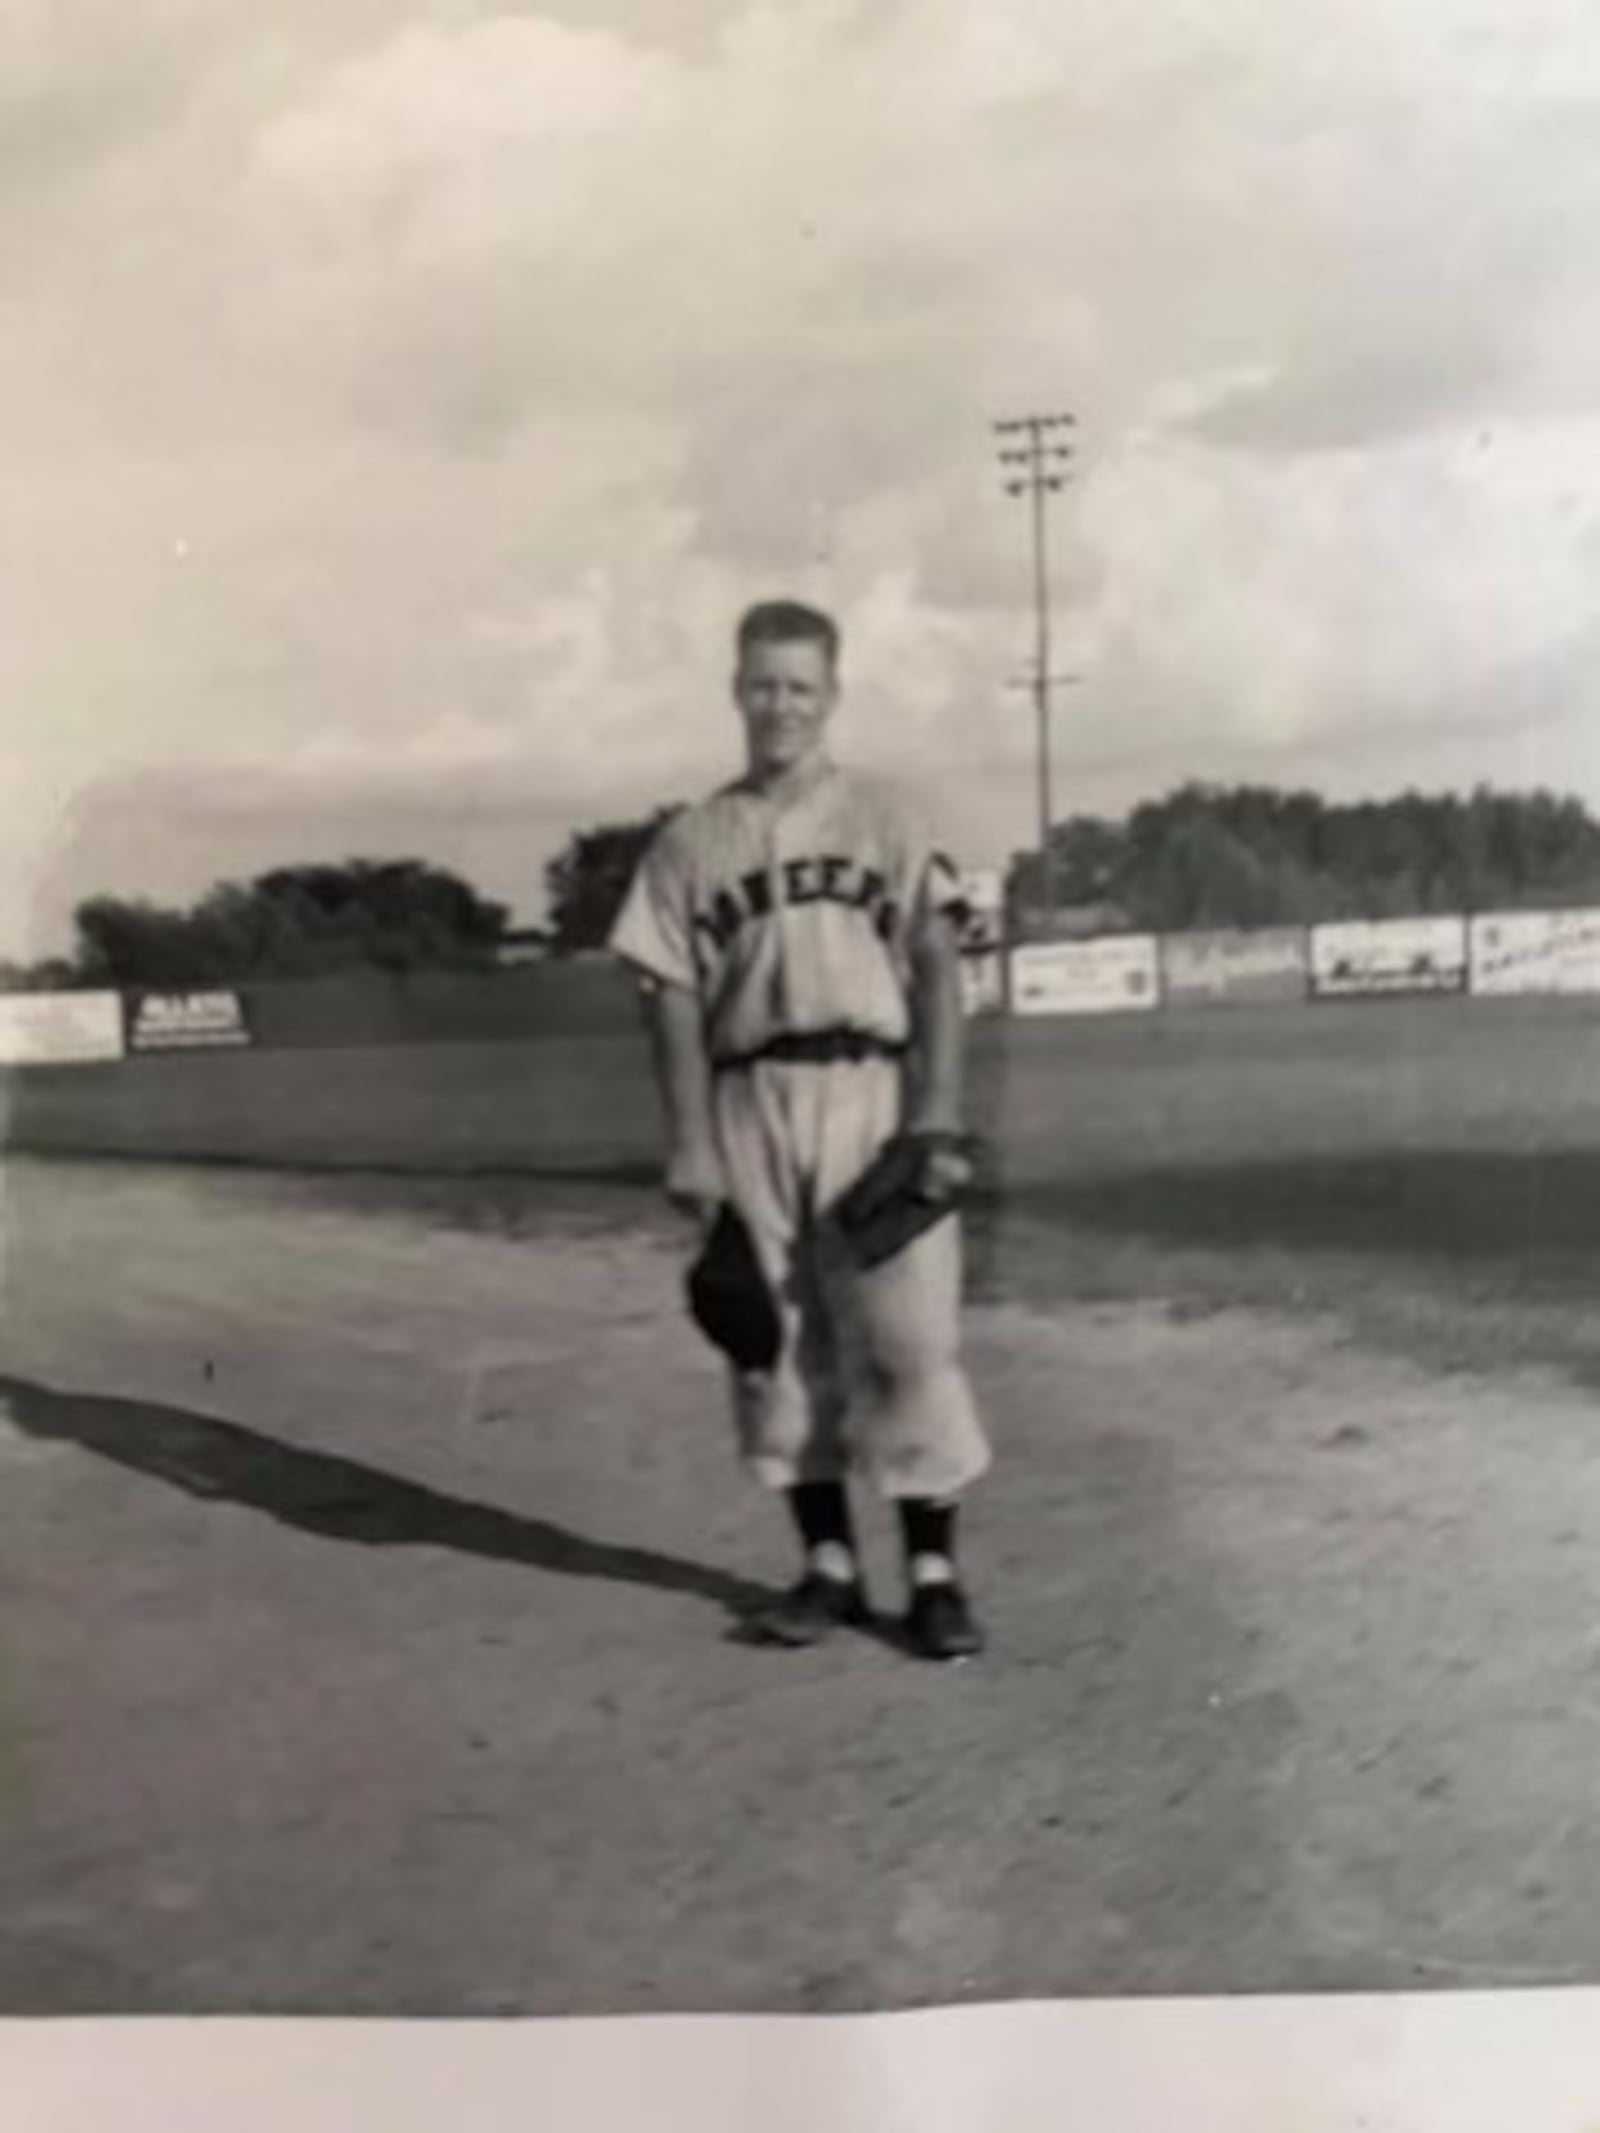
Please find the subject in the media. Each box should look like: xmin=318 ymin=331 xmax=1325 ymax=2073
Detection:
xmin=146 ymin=959 xmax=641 ymax=1051
xmin=1309 ymin=916 xmax=1468 ymax=999
xmin=1010 ymin=936 xmax=1160 ymax=1017
xmin=1160 ymin=927 xmax=1309 ymax=1007
xmin=3 ymin=901 xmax=1598 ymax=1091
xmin=0 ymin=990 xmax=125 ymax=1066
xmin=1469 ymin=909 xmax=1600 ymax=996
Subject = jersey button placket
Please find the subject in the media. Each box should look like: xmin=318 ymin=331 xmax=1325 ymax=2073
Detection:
xmin=766 ymin=805 xmax=791 ymax=1036
xmin=766 ymin=806 xmax=812 ymax=1203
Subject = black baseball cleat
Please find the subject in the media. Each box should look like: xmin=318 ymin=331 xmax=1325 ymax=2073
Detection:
xmin=905 ymin=1580 xmax=985 ymax=1663
xmin=751 ymin=1570 xmax=872 ymax=1648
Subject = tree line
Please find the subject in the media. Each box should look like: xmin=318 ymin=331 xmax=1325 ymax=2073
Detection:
xmin=1009 ymin=782 xmax=1600 ymax=934
xmin=4 ymin=784 xmax=1599 ymax=989
xmin=0 ymin=861 xmax=512 ymax=991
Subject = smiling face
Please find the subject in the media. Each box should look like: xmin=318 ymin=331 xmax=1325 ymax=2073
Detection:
xmin=733 ymin=634 xmax=839 ymax=784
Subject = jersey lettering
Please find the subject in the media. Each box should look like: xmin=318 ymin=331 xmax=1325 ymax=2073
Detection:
xmin=689 ymin=853 xmax=900 ymax=958
xmin=607 ymin=767 xmax=961 ymax=1062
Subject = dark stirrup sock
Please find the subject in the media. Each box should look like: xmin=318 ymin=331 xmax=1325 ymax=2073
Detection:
xmin=786 ymin=1481 xmax=858 ymax=1582
xmin=898 ymin=1497 xmax=959 ymax=1586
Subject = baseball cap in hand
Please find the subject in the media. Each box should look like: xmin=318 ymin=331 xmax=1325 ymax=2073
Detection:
xmin=686 ymin=1205 xmax=783 ymax=1374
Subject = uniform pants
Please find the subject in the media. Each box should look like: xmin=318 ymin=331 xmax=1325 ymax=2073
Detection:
xmin=710 ymin=1056 xmax=991 ymax=1500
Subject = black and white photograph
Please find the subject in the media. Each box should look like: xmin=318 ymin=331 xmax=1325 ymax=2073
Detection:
xmin=3 ymin=1 xmax=1599 ymax=2123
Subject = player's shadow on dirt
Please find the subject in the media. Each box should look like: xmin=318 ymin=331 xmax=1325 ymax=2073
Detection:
xmin=0 ymin=1373 xmax=767 ymax=1617
xmin=1011 ymin=1148 xmax=1600 ymax=1269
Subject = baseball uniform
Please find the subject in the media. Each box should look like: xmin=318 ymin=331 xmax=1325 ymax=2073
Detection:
xmin=610 ymin=761 xmax=991 ymax=1500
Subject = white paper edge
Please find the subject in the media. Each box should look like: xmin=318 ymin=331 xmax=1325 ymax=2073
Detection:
xmin=6 ymin=1989 xmax=1600 ymax=2132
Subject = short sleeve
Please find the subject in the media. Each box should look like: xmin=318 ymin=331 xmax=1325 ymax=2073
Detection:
xmin=916 ymin=847 xmax=970 ymax=933
xmin=882 ymin=790 xmax=968 ymax=945
xmin=607 ymin=818 xmax=698 ymax=989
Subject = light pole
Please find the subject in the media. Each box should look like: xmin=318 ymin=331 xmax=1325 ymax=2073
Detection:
xmin=995 ymin=411 xmax=1075 ymax=909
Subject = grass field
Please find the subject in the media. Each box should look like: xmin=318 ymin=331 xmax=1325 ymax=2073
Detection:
xmin=978 ymin=998 xmax=1600 ymax=1394
xmin=3 ymin=994 xmax=1599 ymax=2013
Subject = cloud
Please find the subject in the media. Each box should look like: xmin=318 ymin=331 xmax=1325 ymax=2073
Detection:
xmin=1072 ymin=413 xmax=1600 ymax=757
xmin=5 ymin=0 xmax=1600 ymax=956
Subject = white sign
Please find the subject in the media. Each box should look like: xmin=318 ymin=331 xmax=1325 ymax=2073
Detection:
xmin=127 ymin=989 xmax=252 ymax=1051
xmin=1469 ymin=907 xmax=1600 ymax=996
xmin=1010 ymin=936 xmax=1160 ymax=1016
xmin=1161 ymin=927 xmax=1309 ymax=1004
xmin=0 ymin=989 xmax=125 ymax=1067
xmin=1310 ymin=917 xmax=1467 ymax=997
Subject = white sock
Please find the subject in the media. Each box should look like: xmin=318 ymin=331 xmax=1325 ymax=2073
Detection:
xmin=808 ymin=1541 xmax=858 ymax=1584
xmin=909 ymin=1552 xmax=956 ymax=1590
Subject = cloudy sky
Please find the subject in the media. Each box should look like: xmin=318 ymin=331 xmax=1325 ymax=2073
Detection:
xmin=5 ymin=0 xmax=1600 ymax=957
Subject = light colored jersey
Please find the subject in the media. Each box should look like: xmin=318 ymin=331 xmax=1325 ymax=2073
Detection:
xmin=608 ymin=763 xmax=965 ymax=1064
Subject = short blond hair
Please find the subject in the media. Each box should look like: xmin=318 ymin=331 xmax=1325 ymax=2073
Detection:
xmin=735 ymin=600 xmax=840 ymax=673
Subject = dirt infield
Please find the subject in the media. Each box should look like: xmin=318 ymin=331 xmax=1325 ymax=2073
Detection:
xmin=2 ymin=999 xmax=1599 ymax=2013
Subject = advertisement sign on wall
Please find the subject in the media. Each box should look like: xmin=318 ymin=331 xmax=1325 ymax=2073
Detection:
xmin=1010 ymin=936 xmax=1160 ymax=1016
xmin=1310 ymin=917 xmax=1467 ymax=997
xmin=1160 ymin=927 xmax=1310 ymax=1006
xmin=1469 ymin=908 xmax=1600 ymax=996
xmin=0 ymin=990 xmax=126 ymax=1067
xmin=126 ymin=990 xmax=253 ymax=1051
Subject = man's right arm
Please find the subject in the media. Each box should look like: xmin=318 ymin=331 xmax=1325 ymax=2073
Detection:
xmin=605 ymin=817 xmax=725 ymax=1222
xmin=639 ymin=976 xmax=724 ymax=1223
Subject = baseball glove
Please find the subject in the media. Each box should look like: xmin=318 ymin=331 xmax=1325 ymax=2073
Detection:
xmin=685 ymin=1204 xmax=783 ymax=1374
xmin=832 ymin=1130 xmax=978 ymax=1271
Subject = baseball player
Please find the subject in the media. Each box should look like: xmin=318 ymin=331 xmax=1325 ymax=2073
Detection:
xmin=608 ymin=598 xmax=991 ymax=1661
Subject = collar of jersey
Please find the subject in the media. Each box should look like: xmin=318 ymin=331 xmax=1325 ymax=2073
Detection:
xmin=733 ymin=756 xmax=839 ymax=815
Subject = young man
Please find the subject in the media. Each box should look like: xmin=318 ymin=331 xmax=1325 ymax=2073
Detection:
xmin=608 ymin=599 xmax=991 ymax=1661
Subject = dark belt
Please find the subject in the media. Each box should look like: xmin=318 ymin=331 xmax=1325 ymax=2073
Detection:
xmin=713 ymin=1029 xmax=907 ymax=1073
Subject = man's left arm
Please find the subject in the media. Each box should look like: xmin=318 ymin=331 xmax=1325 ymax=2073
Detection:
xmin=904 ymin=907 xmax=967 ymax=1138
